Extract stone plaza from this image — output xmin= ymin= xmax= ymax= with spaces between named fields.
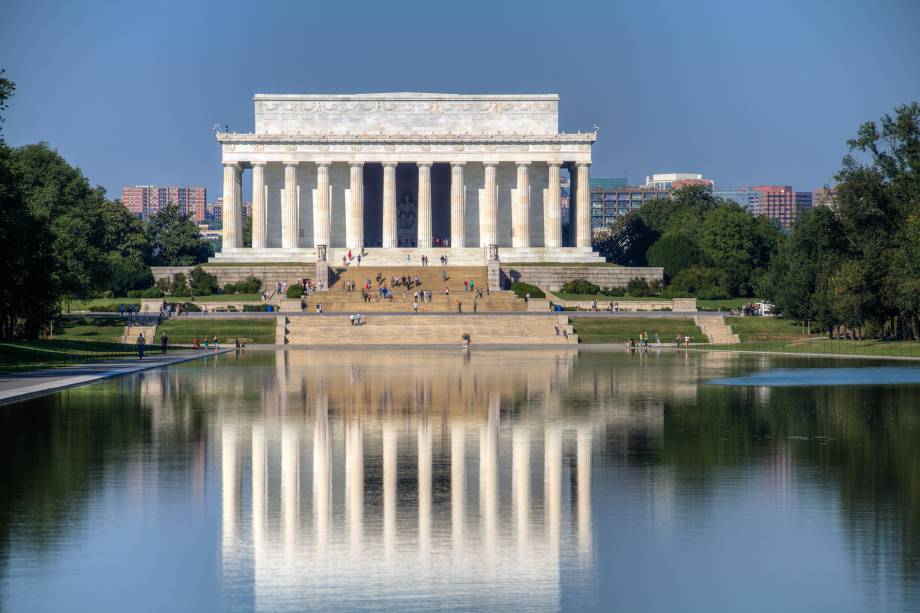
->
xmin=214 ymin=92 xmax=603 ymax=265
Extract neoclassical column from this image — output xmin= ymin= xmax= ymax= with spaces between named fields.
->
xmin=450 ymin=162 xmax=465 ymax=248
xmin=281 ymin=422 xmax=300 ymax=556
xmin=314 ymin=163 xmax=331 ymax=248
xmin=222 ymin=162 xmax=242 ymax=249
xmin=513 ymin=162 xmax=531 ymax=248
xmin=480 ymin=163 xmax=497 ymax=247
xmin=251 ymin=162 xmax=267 ymax=250
xmin=544 ymin=163 xmax=562 ymax=248
xmin=576 ymin=162 xmax=592 ymax=248
xmin=382 ymin=163 xmax=397 ymax=248
xmin=282 ymin=162 xmax=299 ymax=249
xmin=346 ymin=162 xmax=364 ymax=250
xmin=417 ymin=162 xmax=432 ymax=249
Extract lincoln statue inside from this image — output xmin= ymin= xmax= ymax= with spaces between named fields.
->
xmin=214 ymin=93 xmax=603 ymax=264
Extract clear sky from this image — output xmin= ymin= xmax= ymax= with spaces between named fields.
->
xmin=2 ymin=0 xmax=918 ymax=200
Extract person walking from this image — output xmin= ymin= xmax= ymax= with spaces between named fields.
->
xmin=137 ymin=332 xmax=146 ymax=360
xmin=473 ymin=300 xmax=478 ymax=313
xmin=413 ymin=300 xmax=419 ymax=313
xmin=554 ymin=321 xmax=560 ymax=336
xmin=160 ymin=332 xmax=168 ymax=354
xmin=357 ymin=254 xmax=362 ymax=266
xmin=457 ymin=299 xmax=462 ymax=313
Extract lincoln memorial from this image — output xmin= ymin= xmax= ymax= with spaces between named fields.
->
xmin=214 ymin=92 xmax=603 ymax=264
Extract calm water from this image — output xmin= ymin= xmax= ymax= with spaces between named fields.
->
xmin=1 ymin=349 xmax=919 ymax=612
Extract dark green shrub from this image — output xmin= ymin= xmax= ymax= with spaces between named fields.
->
xmin=242 ymin=304 xmax=271 ymax=312
xmin=601 ymin=286 xmax=626 ymax=297
xmin=626 ymin=277 xmax=656 ymax=297
xmin=155 ymin=277 xmax=170 ymax=293
xmin=645 ymin=231 xmax=702 ymax=281
xmin=670 ymin=265 xmax=727 ymax=299
xmin=286 ymin=283 xmax=304 ymax=299
xmin=561 ymin=279 xmax=600 ymax=295
xmin=189 ymin=266 xmax=219 ymax=295
xmin=126 ymin=288 xmax=164 ymax=299
xmin=510 ymin=282 xmax=545 ymax=298
xmin=105 ymin=254 xmax=154 ymax=296
xmin=166 ymin=301 xmax=201 ymax=312
xmin=170 ymin=272 xmax=189 ymax=295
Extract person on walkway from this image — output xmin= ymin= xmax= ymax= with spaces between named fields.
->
xmin=203 ymin=337 xmax=210 ymax=350
xmin=464 ymin=280 xmax=469 ymax=292
xmin=193 ymin=337 xmax=200 ymax=350
xmin=457 ymin=299 xmax=462 ymax=313
xmin=357 ymin=254 xmax=362 ymax=266
xmin=350 ymin=313 xmax=356 ymax=326
xmin=684 ymin=335 xmax=690 ymax=348
xmin=235 ymin=338 xmax=241 ymax=350
xmin=348 ymin=249 xmax=353 ymax=262
xmin=525 ymin=293 xmax=530 ymax=303
xmin=137 ymin=332 xmax=145 ymax=360
xmin=473 ymin=300 xmax=478 ymax=313
xmin=213 ymin=336 xmax=219 ymax=350
xmin=413 ymin=300 xmax=419 ymax=313
xmin=562 ymin=329 xmax=568 ymax=340
xmin=161 ymin=333 xmax=168 ymax=354
xmin=555 ymin=321 xmax=560 ymax=336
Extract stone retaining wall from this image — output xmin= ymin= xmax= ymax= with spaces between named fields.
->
xmin=502 ymin=265 xmax=663 ymax=291
xmin=152 ymin=265 xmax=315 ymax=286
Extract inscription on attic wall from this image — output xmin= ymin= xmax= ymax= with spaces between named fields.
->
xmin=254 ymin=94 xmax=559 ymax=137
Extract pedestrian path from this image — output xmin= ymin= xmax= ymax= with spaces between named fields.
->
xmin=0 ymin=349 xmax=231 ymax=405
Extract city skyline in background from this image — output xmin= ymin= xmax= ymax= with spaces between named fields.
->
xmin=2 ymin=0 xmax=919 ymax=202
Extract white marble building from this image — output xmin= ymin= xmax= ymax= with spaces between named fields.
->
xmin=215 ymin=93 xmax=601 ymax=264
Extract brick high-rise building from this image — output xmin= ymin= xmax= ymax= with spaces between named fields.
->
xmin=752 ymin=186 xmax=812 ymax=229
xmin=121 ymin=185 xmax=207 ymax=222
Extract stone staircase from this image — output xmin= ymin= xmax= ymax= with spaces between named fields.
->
xmin=284 ymin=265 xmax=525 ymax=313
xmin=281 ymin=313 xmax=577 ymax=345
xmin=122 ymin=323 xmax=158 ymax=345
xmin=694 ymin=315 xmax=740 ymax=344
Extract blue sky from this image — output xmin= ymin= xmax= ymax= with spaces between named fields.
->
xmin=2 ymin=0 xmax=918 ymax=200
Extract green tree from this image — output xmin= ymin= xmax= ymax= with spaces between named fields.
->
xmin=594 ymin=212 xmax=658 ymax=266
xmin=645 ymin=230 xmax=701 ymax=281
xmin=698 ymin=204 xmax=776 ymax=297
xmin=243 ymin=214 xmax=252 ymax=248
xmin=145 ymin=203 xmax=211 ymax=266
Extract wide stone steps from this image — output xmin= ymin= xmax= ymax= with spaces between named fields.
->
xmin=283 ymin=314 xmax=576 ymax=345
xmin=330 ymin=265 xmax=488 ymax=291
xmin=694 ymin=315 xmax=740 ymax=344
xmin=122 ymin=324 xmax=158 ymax=345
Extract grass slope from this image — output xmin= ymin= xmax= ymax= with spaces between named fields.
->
xmin=53 ymin=316 xmax=126 ymax=342
xmin=572 ymin=317 xmax=707 ymax=344
xmin=157 ymin=318 xmax=276 ymax=344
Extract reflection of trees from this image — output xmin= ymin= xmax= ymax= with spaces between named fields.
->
xmin=659 ymin=383 xmax=920 ymax=605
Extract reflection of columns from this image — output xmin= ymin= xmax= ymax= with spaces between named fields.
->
xmin=314 ymin=163 xmax=331 ymax=248
xmin=346 ymin=418 xmax=363 ymax=553
xmin=480 ymin=163 xmax=497 ymax=247
xmin=513 ymin=162 xmax=530 ymax=248
xmin=282 ymin=162 xmax=299 ymax=249
xmin=544 ymin=163 xmax=561 ymax=248
xmin=544 ymin=424 xmax=562 ymax=557
xmin=251 ymin=162 xmax=267 ymax=249
xmin=382 ymin=163 xmax=397 ymax=248
xmin=281 ymin=422 xmax=300 ymax=556
xmin=221 ymin=425 xmax=238 ymax=550
xmin=577 ymin=426 xmax=592 ymax=561
xmin=575 ymin=163 xmax=592 ymax=248
xmin=450 ymin=422 xmax=465 ymax=551
xmin=450 ymin=162 xmax=465 ymax=248
xmin=480 ymin=394 xmax=499 ymax=555
xmin=313 ymin=390 xmax=330 ymax=551
xmin=512 ymin=424 xmax=530 ymax=547
xmin=383 ymin=419 xmax=397 ymax=557
xmin=417 ymin=163 xmax=432 ymax=249
xmin=346 ymin=163 xmax=364 ymax=249
xmin=222 ymin=162 xmax=242 ymax=249
xmin=417 ymin=417 xmax=432 ymax=559
xmin=251 ymin=424 xmax=267 ymax=556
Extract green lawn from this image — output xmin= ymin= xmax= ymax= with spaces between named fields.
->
xmin=157 ymin=318 xmax=276 ymax=344
xmin=0 ymin=339 xmax=174 ymax=373
xmin=52 ymin=316 xmax=126 ymax=342
xmin=69 ymin=294 xmax=263 ymax=311
xmin=554 ymin=293 xmax=666 ymax=302
xmin=68 ymin=297 xmax=140 ymax=311
xmin=193 ymin=294 xmax=262 ymax=302
xmin=705 ymin=338 xmax=920 ymax=358
xmin=504 ymin=262 xmax=623 ymax=267
xmin=571 ymin=317 xmax=706 ymax=344
xmin=726 ymin=317 xmax=806 ymax=341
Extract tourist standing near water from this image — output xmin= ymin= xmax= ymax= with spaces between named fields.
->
xmin=137 ymin=332 xmax=145 ymax=359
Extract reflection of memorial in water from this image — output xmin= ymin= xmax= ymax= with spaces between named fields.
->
xmin=216 ymin=350 xmax=611 ymax=609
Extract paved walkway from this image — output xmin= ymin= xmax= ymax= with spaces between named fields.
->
xmin=0 ymin=349 xmax=232 ymax=405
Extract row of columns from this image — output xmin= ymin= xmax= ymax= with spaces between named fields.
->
xmin=222 ymin=161 xmax=592 ymax=251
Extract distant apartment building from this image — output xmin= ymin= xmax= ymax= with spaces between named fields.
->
xmin=714 ymin=186 xmax=759 ymax=212
xmin=207 ymin=198 xmax=252 ymax=227
xmin=645 ymin=173 xmax=713 ymax=190
xmin=812 ymin=187 xmax=836 ymax=208
xmin=590 ymin=178 xmax=668 ymax=232
xmin=121 ymin=185 xmax=207 ymax=222
xmin=752 ymin=186 xmax=812 ymax=229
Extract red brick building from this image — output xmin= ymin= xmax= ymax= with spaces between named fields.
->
xmin=121 ymin=186 xmax=207 ymax=222
xmin=752 ymin=186 xmax=813 ymax=229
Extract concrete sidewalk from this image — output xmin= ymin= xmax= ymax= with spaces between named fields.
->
xmin=0 ymin=349 xmax=233 ymax=405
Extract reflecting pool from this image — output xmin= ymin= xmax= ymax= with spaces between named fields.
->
xmin=1 ymin=349 xmax=919 ymax=612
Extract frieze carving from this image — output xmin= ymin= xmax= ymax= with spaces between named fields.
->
xmin=384 ymin=144 xmax=396 ymax=151
xmin=284 ymin=144 xmax=297 ymax=151
xmin=224 ymin=144 xmax=236 ymax=152
xmin=257 ymin=100 xmax=556 ymax=115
